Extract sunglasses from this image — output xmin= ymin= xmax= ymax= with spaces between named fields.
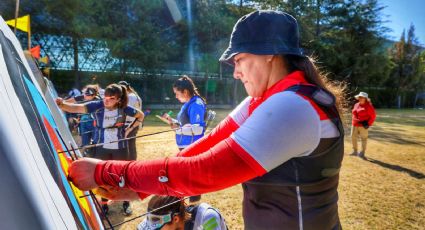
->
xmin=146 ymin=213 xmax=173 ymax=229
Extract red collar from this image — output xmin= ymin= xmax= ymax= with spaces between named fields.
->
xmin=249 ymin=71 xmax=308 ymax=114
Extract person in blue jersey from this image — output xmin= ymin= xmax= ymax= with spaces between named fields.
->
xmin=56 ymin=83 xmax=144 ymax=215
xmin=65 ymin=84 xmax=101 ymax=148
xmin=163 ymin=76 xmax=206 ymax=151
xmin=163 ymin=76 xmax=206 ymax=203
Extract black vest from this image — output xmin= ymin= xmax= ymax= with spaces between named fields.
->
xmin=243 ymin=85 xmax=344 ymax=230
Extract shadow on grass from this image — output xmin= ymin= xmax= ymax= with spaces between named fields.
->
xmin=376 ymin=116 xmax=425 ymax=127
xmin=368 ymin=126 xmax=425 ymax=147
xmin=364 ymin=157 xmax=425 ymax=179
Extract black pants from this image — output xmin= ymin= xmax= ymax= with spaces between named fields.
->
xmin=90 ymin=147 xmax=129 ymax=160
xmin=126 ymin=126 xmax=139 ymax=160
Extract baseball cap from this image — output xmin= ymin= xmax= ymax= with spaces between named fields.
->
xmin=219 ymin=10 xmax=305 ymax=65
xmin=84 ymin=88 xmax=96 ymax=96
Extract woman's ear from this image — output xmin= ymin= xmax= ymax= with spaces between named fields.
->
xmin=266 ymin=55 xmax=274 ymax=62
xmin=183 ymin=89 xmax=190 ymax=97
xmin=173 ymin=215 xmax=182 ymax=223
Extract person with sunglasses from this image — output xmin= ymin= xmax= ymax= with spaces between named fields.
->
xmin=69 ymin=10 xmax=346 ymax=229
xmin=56 ymin=83 xmax=144 ymax=215
xmin=65 ymin=84 xmax=101 ymax=148
xmin=137 ymin=195 xmax=226 ymax=230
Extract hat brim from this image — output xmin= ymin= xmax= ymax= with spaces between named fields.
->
xmin=219 ymin=42 xmax=305 ymax=66
xmin=354 ymin=95 xmax=367 ymax=99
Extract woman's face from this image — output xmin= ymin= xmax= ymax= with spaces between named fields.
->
xmin=103 ymin=95 xmax=120 ymax=109
xmin=358 ymin=97 xmax=366 ymax=104
xmin=173 ymin=88 xmax=190 ymax=103
xmin=233 ymin=53 xmax=272 ymax=97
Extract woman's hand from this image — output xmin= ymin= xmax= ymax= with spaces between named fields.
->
xmin=55 ymin=97 xmax=64 ymax=107
xmin=68 ymin=158 xmax=101 ymax=191
xmin=124 ymin=127 xmax=132 ymax=138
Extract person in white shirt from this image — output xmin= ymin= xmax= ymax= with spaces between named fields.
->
xmin=118 ymin=81 xmax=143 ymax=160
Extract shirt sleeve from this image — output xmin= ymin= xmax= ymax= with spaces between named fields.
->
xmin=85 ymin=101 xmax=104 ymax=113
xmin=93 ymin=93 xmax=320 ymax=195
xmin=124 ymin=105 xmax=138 ymax=117
xmin=368 ymin=104 xmax=376 ymax=126
xmin=94 ymin=137 xmax=264 ymax=196
xmin=200 ymin=208 xmax=225 ymax=230
xmin=177 ymin=97 xmax=250 ymax=158
xmin=229 ymin=91 xmax=321 ymax=172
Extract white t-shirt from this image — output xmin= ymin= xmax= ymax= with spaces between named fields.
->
xmin=126 ymin=92 xmax=142 ymax=124
xmin=102 ymin=108 xmax=119 ymax=149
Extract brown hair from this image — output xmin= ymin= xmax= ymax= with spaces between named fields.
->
xmin=118 ymin=81 xmax=141 ymax=98
xmin=173 ymin=75 xmax=206 ymax=103
xmin=148 ymin=196 xmax=190 ymax=222
xmin=104 ymin=83 xmax=128 ymax=109
xmin=284 ymin=55 xmax=347 ymax=118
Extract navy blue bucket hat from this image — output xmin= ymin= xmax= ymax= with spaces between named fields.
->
xmin=219 ymin=10 xmax=305 ymax=64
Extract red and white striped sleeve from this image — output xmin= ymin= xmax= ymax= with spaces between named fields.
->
xmin=94 ymin=92 xmax=338 ymax=196
xmin=177 ymin=97 xmax=251 ymax=157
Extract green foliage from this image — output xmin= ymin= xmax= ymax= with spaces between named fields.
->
xmin=2 ymin=0 xmax=424 ymax=107
xmin=388 ymin=25 xmax=424 ymax=92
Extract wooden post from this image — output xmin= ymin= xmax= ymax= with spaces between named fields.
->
xmin=27 ymin=15 xmax=31 ymax=50
xmin=14 ymin=0 xmax=20 ymax=35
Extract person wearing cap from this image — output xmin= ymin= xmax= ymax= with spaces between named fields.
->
xmin=351 ymin=92 xmax=376 ymax=158
xmin=68 ymin=10 xmax=346 ymax=229
xmin=64 ymin=84 xmax=100 ymax=147
xmin=118 ymin=80 xmax=143 ymax=161
xmin=136 ymin=195 xmax=227 ymax=230
xmin=76 ymin=85 xmax=101 ymax=147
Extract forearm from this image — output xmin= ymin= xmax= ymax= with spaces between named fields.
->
xmin=93 ymin=186 xmax=142 ymax=201
xmin=95 ymin=138 xmax=261 ymax=196
xmin=178 ymin=116 xmax=239 ymax=157
xmin=59 ymin=102 xmax=87 ymax=114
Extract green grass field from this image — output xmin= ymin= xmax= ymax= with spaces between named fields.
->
xmin=104 ymin=109 xmax=425 ymax=229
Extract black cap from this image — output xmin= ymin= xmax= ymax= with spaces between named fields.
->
xmin=84 ymin=88 xmax=96 ymax=96
xmin=118 ymin=81 xmax=130 ymax=87
xmin=219 ymin=10 xmax=304 ymax=65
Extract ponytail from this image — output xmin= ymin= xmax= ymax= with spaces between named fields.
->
xmin=285 ymin=55 xmax=347 ymax=117
xmin=173 ymin=75 xmax=206 ymax=104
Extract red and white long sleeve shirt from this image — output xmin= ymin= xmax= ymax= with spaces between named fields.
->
xmin=93 ymin=71 xmax=340 ymax=198
xmin=352 ymin=101 xmax=376 ymax=127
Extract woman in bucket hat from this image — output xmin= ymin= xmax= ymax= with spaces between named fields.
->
xmin=351 ymin=92 xmax=376 ymax=158
xmin=69 ymin=10 xmax=346 ymax=229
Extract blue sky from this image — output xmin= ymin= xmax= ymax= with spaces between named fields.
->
xmin=381 ymin=0 xmax=425 ymax=45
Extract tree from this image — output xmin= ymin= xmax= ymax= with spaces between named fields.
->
xmin=388 ymin=25 xmax=424 ymax=107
